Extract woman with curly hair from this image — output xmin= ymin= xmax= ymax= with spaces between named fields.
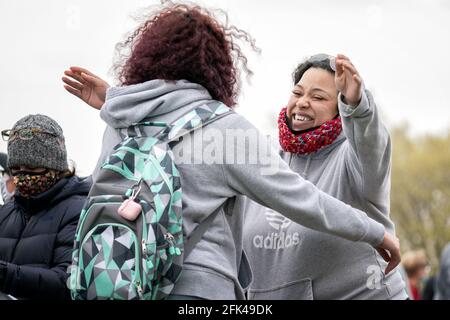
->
xmin=63 ymin=3 xmax=400 ymax=300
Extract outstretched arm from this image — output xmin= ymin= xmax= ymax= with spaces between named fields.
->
xmin=221 ymin=115 xmax=400 ymax=274
xmin=62 ymin=66 xmax=110 ymax=110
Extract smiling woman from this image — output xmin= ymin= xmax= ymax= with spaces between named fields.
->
xmin=244 ymin=53 xmax=408 ymax=300
xmin=288 ymin=68 xmax=338 ymax=131
xmin=278 ymin=55 xmax=344 ymax=155
xmin=60 ymin=1 xmax=402 ymax=300
xmin=288 ymin=58 xmax=338 ymax=133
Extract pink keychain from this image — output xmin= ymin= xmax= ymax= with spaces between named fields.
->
xmin=118 ymin=186 xmax=142 ymax=221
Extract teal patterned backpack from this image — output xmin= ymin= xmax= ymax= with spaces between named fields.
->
xmin=69 ymin=102 xmax=231 ymax=300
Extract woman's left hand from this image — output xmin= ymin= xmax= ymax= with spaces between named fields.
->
xmin=335 ymin=54 xmax=363 ymax=107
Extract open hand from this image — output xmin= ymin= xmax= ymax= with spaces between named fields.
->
xmin=62 ymin=67 xmax=110 ymax=110
xmin=376 ymin=232 xmax=401 ymax=275
xmin=335 ymin=54 xmax=363 ymax=107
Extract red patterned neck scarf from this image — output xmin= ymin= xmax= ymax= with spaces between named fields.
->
xmin=278 ymin=107 xmax=342 ymax=155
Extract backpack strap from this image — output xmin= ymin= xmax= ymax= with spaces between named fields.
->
xmin=121 ymin=101 xmax=232 ymax=140
xmin=183 ymin=206 xmax=222 ymax=259
xmin=127 ymin=102 xmax=231 ymax=257
xmin=156 ymin=101 xmax=233 ymax=143
xmin=124 ymin=121 xmax=169 ymax=138
xmin=162 ymin=101 xmax=232 ymax=258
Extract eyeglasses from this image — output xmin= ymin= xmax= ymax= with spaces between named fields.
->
xmin=307 ymin=53 xmax=336 ymax=72
xmin=10 ymin=168 xmax=48 ymax=176
xmin=1 ymin=128 xmax=58 ymax=142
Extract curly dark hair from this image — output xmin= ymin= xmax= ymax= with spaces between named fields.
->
xmin=113 ymin=2 xmax=259 ymax=107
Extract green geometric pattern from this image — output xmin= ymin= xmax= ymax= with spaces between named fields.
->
xmin=69 ymin=101 xmax=232 ymax=300
xmin=79 ymin=225 xmax=138 ymax=300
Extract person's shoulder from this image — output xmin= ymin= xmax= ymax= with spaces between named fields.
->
xmin=207 ymin=108 xmax=259 ymax=132
xmin=60 ymin=176 xmax=92 ymax=198
xmin=56 ymin=197 xmax=84 ymax=227
xmin=55 ymin=176 xmax=91 ymax=220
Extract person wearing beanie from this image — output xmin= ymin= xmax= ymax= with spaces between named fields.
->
xmin=0 ymin=114 xmax=92 ymax=300
xmin=0 ymin=152 xmax=15 ymax=205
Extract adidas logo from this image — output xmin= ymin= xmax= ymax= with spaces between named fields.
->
xmin=252 ymin=208 xmax=302 ymax=250
xmin=265 ymin=208 xmax=292 ymax=231
xmin=253 ymin=231 xmax=301 ymax=250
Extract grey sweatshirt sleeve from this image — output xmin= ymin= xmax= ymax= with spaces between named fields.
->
xmin=338 ymin=89 xmax=392 ymax=207
xmin=219 ymin=115 xmax=385 ymax=247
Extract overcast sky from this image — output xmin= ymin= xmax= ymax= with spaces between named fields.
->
xmin=1 ymin=0 xmax=449 ymax=175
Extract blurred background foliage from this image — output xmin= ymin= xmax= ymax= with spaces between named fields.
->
xmin=391 ymin=126 xmax=450 ymax=273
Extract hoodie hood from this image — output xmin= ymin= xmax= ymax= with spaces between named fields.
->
xmin=100 ymin=79 xmax=213 ymax=129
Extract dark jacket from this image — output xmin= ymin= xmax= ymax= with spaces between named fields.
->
xmin=436 ymin=243 xmax=450 ymax=300
xmin=0 ymin=175 xmax=91 ymax=299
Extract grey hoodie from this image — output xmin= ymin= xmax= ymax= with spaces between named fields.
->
xmin=93 ymin=79 xmax=386 ymax=300
xmin=244 ymin=90 xmax=408 ymax=300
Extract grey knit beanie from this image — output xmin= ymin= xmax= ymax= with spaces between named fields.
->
xmin=7 ymin=114 xmax=68 ymax=172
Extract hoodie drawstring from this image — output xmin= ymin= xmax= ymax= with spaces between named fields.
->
xmin=289 ymin=153 xmax=312 ymax=180
xmin=302 ymin=155 xmax=312 ymax=180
